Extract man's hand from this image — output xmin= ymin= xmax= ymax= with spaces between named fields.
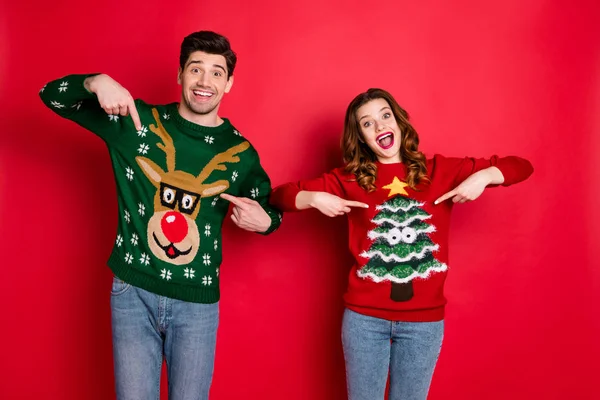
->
xmin=220 ymin=193 xmax=272 ymax=233
xmin=84 ymin=74 xmax=141 ymax=130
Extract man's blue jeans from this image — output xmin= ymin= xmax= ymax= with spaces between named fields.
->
xmin=110 ymin=276 xmax=219 ymax=400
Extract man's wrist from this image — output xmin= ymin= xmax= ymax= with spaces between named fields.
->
xmin=83 ymin=73 xmax=105 ymax=94
xmin=260 ymin=214 xmax=272 ymax=232
xmin=83 ymin=76 xmax=96 ymax=93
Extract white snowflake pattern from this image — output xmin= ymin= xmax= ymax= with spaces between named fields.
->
xmin=131 ymin=233 xmax=139 ymax=246
xmin=108 ymin=115 xmax=119 ymax=122
xmin=137 ymin=125 xmax=148 ymax=137
xmin=202 ymin=276 xmax=213 ymax=286
xmin=138 ymin=203 xmax=145 ymax=216
xmin=138 ymin=143 xmax=150 ymax=154
xmin=211 ymin=197 xmax=219 ymax=207
xmin=233 ymin=129 xmax=242 ymax=136
xmin=214 ymin=239 xmax=218 ymax=251
xmin=216 ymin=268 xmax=220 ymax=277
xmin=232 ymin=171 xmax=239 ymax=182
xmin=39 ymin=85 xmax=46 ymax=93
xmin=204 ymin=224 xmax=211 ymax=236
xmin=139 ymin=253 xmax=150 ymax=266
xmin=125 ymin=167 xmax=134 ymax=181
xmin=184 ymin=268 xmax=196 ymax=279
xmin=250 ymin=188 xmax=259 ymax=199
xmin=115 ymin=234 xmax=123 ymax=247
xmin=160 ymin=269 xmax=172 ymax=281
xmin=203 ymin=254 xmax=211 ymax=266
xmin=71 ymin=101 xmax=82 ymax=111
xmin=124 ymin=210 xmax=131 ymax=223
xmin=58 ymin=81 xmax=69 ymax=92
xmin=50 ymin=101 xmax=64 ymax=109
xmin=204 ymin=136 xmax=214 ymax=144
xmin=124 ymin=253 xmax=133 ymax=264
xmin=163 ymin=113 xmax=170 ymax=120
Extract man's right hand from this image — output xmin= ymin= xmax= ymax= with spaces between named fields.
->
xmin=84 ymin=74 xmax=141 ymax=130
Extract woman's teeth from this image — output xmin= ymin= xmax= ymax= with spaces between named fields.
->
xmin=377 ymin=133 xmax=394 ymax=149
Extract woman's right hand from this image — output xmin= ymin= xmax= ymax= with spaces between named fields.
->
xmin=301 ymin=191 xmax=368 ymax=217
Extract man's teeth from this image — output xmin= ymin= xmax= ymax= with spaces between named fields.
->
xmin=193 ymin=90 xmax=213 ymax=97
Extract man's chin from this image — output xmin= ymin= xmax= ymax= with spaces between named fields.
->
xmin=190 ymin=103 xmax=217 ymax=116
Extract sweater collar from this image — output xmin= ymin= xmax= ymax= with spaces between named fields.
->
xmin=167 ymin=103 xmax=232 ymax=135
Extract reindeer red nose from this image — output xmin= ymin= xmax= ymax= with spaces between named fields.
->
xmin=161 ymin=211 xmax=188 ymax=244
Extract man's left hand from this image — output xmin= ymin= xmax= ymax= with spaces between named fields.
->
xmin=220 ymin=193 xmax=271 ymax=232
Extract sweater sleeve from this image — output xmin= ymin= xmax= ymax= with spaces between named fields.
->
xmin=39 ymin=74 xmax=138 ymax=145
xmin=447 ymin=155 xmax=534 ymax=188
xmin=240 ymin=150 xmax=282 ymax=235
xmin=269 ymin=169 xmax=347 ymax=212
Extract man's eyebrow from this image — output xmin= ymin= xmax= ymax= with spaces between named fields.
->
xmin=187 ymin=60 xmax=226 ymax=72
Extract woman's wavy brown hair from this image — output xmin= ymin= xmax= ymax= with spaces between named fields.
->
xmin=342 ymin=88 xmax=430 ymax=192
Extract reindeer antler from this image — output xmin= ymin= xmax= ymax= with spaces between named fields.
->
xmin=149 ymin=108 xmax=176 ymax=172
xmin=196 ymin=141 xmax=251 ymax=184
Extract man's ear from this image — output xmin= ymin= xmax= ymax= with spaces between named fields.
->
xmin=225 ymin=74 xmax=234 ymax=93
xmin=177 ymin=66 xmax=183 ymax=85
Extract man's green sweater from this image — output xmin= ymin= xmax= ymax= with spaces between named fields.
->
xmin=40 ymin=74 xmax=282 ymax=303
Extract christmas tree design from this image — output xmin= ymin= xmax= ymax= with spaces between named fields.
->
xmin=359 ymin=178 xmax=447 ymax=302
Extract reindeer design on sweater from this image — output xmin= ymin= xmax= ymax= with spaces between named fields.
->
xmin=136 ymin=108 xmax=249 ymax=265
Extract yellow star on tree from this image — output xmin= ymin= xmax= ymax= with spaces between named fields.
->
xmin=383 ymin=176 xmax=409 ymax=197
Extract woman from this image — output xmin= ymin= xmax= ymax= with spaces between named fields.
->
xmin=269 ymin=88 xmax=533 ymax=400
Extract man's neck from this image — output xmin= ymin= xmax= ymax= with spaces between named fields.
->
xmin=177 ymin=104 xmax=223 ymax=127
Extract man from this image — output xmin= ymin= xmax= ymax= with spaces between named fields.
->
xmin=39 ymin=31 xmax=281 ymax=399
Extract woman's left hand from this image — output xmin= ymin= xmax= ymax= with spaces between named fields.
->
xmin=434 ymin=169 xmax=494 ymax=204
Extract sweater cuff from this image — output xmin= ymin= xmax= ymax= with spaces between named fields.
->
xmin=269 ymin=184 xmax=302 ymax=212
xmin=494 ymin=157 xmax=534 ymax=186
xmin=69 ymin=73 xmax=102 ymax=99
xmin=257 ymin=207 xmax=283 ymax=236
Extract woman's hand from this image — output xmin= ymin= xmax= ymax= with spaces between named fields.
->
xmin=434 ymin=167 xmax=504 ymax=204
xmin=297 ymin=191 xmax=369 ymax=217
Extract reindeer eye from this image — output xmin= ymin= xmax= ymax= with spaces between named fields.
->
xmin=163 ymin=188 xmax=175 ymax=204
xmin=181 ymin=194 xmax=194 ymax=209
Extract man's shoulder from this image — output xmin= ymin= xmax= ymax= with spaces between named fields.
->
xmin=133 ymin=99 xmax=174 ymax=114
xmin=223 ymin=120 xmax=259 ymax=153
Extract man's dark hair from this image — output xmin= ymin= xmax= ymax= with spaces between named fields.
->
xmin=180 ymin=31 xmax=237 ymax=78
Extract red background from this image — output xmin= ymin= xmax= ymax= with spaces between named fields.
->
xmin=1 ymin=0 xmax=598 ymax=399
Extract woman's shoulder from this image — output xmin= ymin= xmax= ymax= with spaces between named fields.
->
xmin=331 ymin=165 xmax=355 ymax=180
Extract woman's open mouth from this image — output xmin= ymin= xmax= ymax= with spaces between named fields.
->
xmin=376 ymin=132 xmax=394 ymax=149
